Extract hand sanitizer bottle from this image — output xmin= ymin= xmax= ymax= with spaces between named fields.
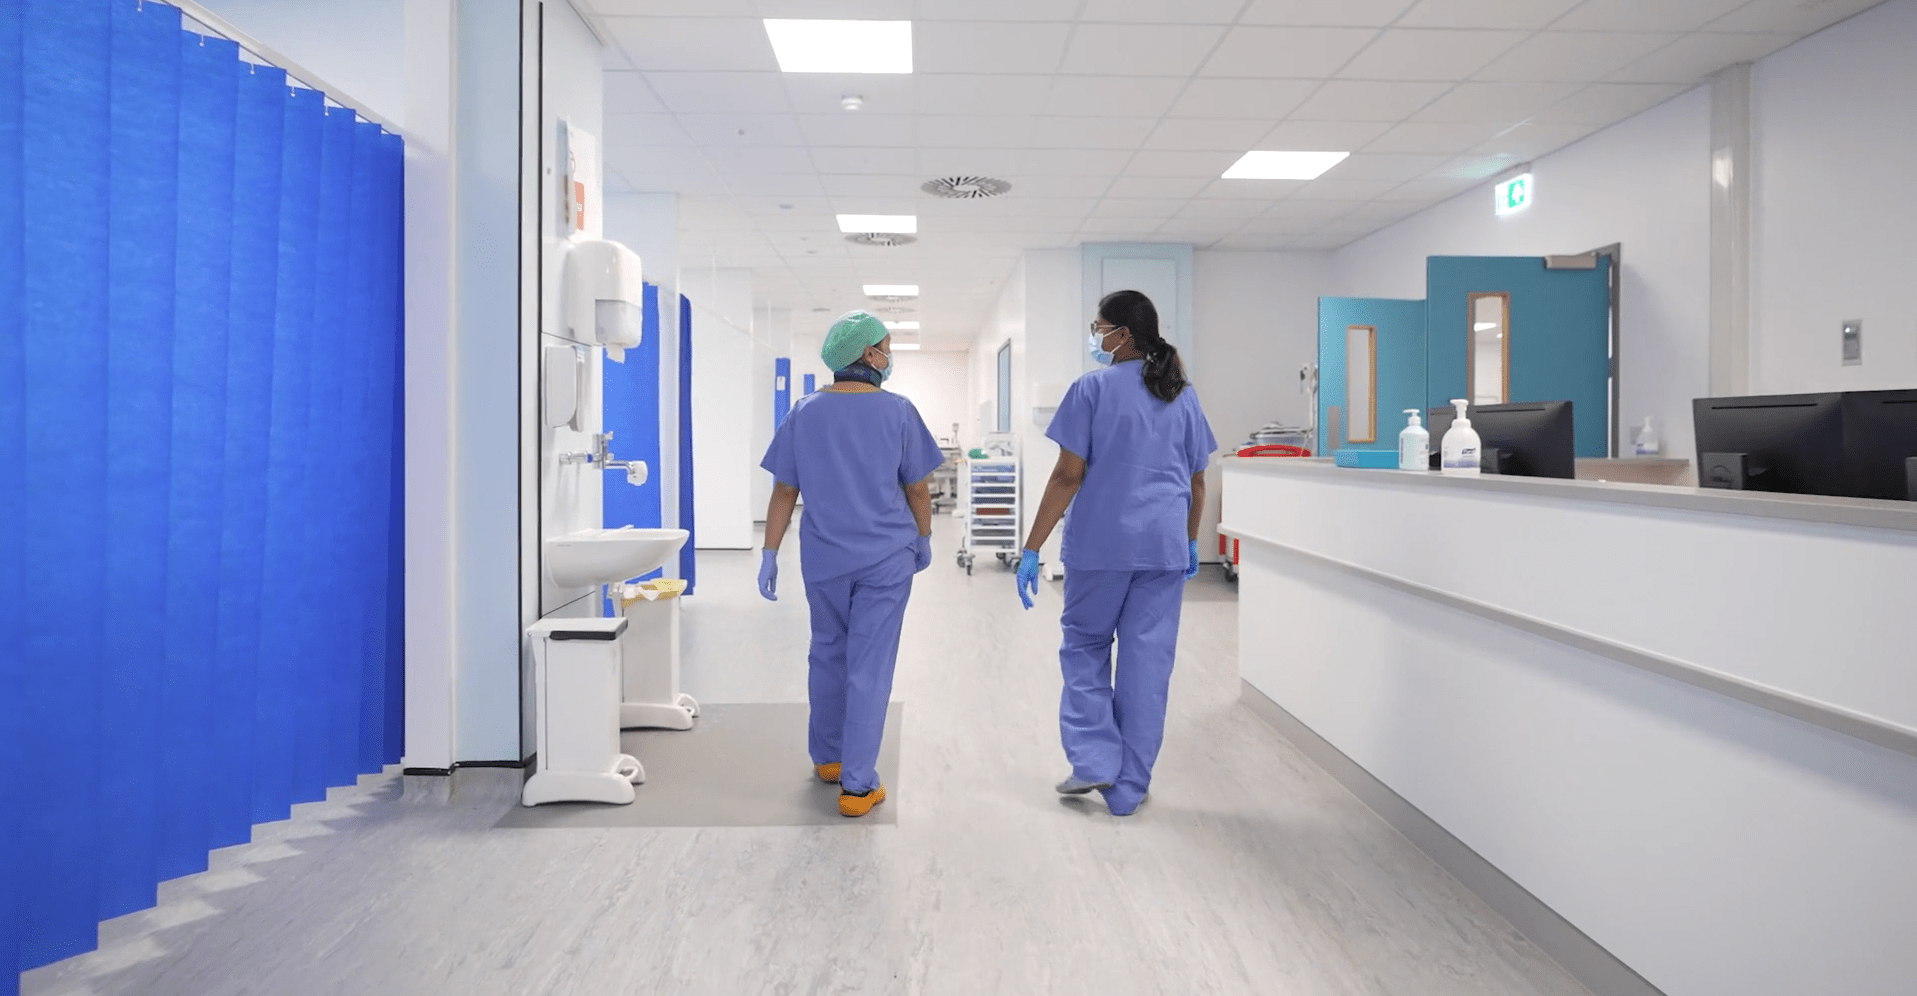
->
xmin=1632 ymin=416 xmax=1661 ymax=457
xmin=1441 ymin=399 xmax=1481 ymax=477
xmin=1398 ymin=409 xmax=1429 ymax=471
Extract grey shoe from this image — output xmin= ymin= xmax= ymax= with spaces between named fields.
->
xmin=1056 ymin=776 xmax=1113 ymax=795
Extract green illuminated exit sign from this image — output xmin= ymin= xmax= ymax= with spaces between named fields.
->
xmin=1495 ymin=173 xmax=1532 ymax=215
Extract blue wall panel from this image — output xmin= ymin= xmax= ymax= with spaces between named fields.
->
xmin=0 ymin=4 xmax=25 ymax=989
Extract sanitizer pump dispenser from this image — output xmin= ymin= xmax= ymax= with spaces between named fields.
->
xmin=1441 ymin=399 xmax=1481 ymax=477
xmin=1398 ymin=409 xmax=1429 ymax=471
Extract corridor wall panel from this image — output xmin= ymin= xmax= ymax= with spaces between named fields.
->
xmin=2 ymin=3 xmax=407 ymax=990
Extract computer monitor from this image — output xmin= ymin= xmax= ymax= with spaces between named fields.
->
xmin=1691 ymin=393 xmax=1847 ymax=496
xmin=1842 ymin=390 xmax=1917 ymax=501
xmin=1424 ymin=401 xmax=1576 ymax=479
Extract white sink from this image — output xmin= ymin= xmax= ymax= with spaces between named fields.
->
xmin=547 ymin=527 xmax=689 ymax=589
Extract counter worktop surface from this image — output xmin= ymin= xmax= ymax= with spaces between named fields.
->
xmin=1223 ymin=456 xmax=1917 ymax=534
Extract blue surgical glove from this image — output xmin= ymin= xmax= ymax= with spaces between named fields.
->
xmin=757 ymin=548 xmax=778 ymax=602
xmin=913 ymin=533 xmax=932 ymax=574
xmin=1016 ymin=549 xmax=1040 ymax=610
xmin=1185 ymin=539 xmax=1199 ymax=580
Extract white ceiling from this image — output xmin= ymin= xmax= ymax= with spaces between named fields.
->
xmin=583 ymin=0 xmax=1883 ymax=350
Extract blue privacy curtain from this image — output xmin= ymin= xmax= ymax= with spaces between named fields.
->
xmin=678 ymin=293 xmax=696 ymax=593
xmin=1 ymin=2 xmax=406 ymax=988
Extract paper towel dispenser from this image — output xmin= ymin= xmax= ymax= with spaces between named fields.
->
xmin=563 ymin=239 xmax=644 ymax=362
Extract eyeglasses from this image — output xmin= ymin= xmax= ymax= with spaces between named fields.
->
xmin=1088 ymin=321 xmax=1123 ymax=336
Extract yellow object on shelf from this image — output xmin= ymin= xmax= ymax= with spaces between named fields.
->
xmin=615 ymin=578 xmax=686 ymax=607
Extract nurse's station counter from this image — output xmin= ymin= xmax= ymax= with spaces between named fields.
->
xmin=1219 ymin=456 xmax=1917 ymax=996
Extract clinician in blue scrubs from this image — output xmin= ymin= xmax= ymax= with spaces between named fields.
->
xmin=759 ymin=311 xmax=945 ymax=818
xmin=1017 ymin=290 xmax=1218 ymax=816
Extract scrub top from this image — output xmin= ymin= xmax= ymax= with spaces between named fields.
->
xmin=762 ymin=389 xmax=946 ymax=584
xmin=1046 ymin=360 xmax=1217 ymax=572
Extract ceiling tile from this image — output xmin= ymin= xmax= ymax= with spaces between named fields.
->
xmin=1201 ymin=27 xmax=1382 ymax=79
xmin=602 ymin=144 xmax=713 ymax=176
xmin=645 ymin=72 xmax=791 ymax=115
xmin=1060 ymin=24 xmax=1230 ymax=77
xmin=1044 ymin=76 xmax=1189 ymax=118
xmin=676 ymin=113 xmax=807 ymax=147
xmin=1176 ymin=198 xmax=1273 ymax=219
xmin=1374 ymin=176 xmax=1477 ymax=200
xmin=1077 ymin=217 xmax=1174 ymax=235
xmin=605 ymin=72 xmax=667 ymax=115
xmin=1101 ymin=178 xmax=1214 ymax=200
xmin=796 ymin=113 xmax=919 ymax=147
xmin=914 ymin=0 xmax=1084 ymax=21
xmin=917 ymin=148 xmax=1024 ymax=178
xmin=918 ymin=74 xmax=1056 ymax=116
xmin=1029 ymin=116 xmax=1160 ymax=150
xmin=1210 ymin=233 xmax=1307 ymax=250
xmin=1475 ymin=31 xmax=1679 ymax=82
xmin=1607 ymin=32 xmax=1798 ymax=84
xmin=1361 ymin=120 xmax=1506 ymax=153
xmin=1088 ymin=198 xmax=1186 ymax=221
xmin=1170 ymin=79 xmax=1320 ymax=119
xmin=1407 ymin=81 xmax=1581 ymax=122
xmin=1322 ymin=151 xmax=1452 ymax=179
xmin=1239 ymin=0 xmax=1419 ymax=27
xmin=1256 ymin=199 xmax=1365 ymax=224
xmin=811 ymin=146 xmax=920 ymax=175
xmin=1289 ymin=233 xmax=1364 ymax=249
xmin=622 ymin=169 xmax=732 ymax=195
xmin=590 ymin=0 xmax=756 ymax=13
xmin=1469 ymin=121 xmax=1599 ymax=161
xmin=1257 ymin=119 xmax=1394 ymax=150
xmin=1394 ymin=0 xmax=1580 ymax=29
xmin=1078 ymin=0 xmax=1250 ymax=23
xmin=1010 ymin=175 xmax=1118 ymax=198
xmin=783 ymin=74 xmax=920 ymax=116
xmin=1532 ymin=83 xmax=1689 ymax=124
xmin=1337 ymin=29 xmax=1528 ymax=80
xmin=1295 ymin=177 xmax=1404 ymax=199
xmin=604 ymin=17 xmax=778 ymax=73
xmin=1125 ymin=149 xmax=1243 ymax=177
xmin=918 ymin=115 xmax=1039 ymax=148
xmin=603 ymin=113 xmax=694 ymax=148
xmin=1291 ymin=80 xmax=1454 ymax=120
xmin=916 ymin=21 xmax=1074 ymax=74
xmin=819 ymin=174 xmax=924 ymax=198
xmin=754 ymin=0 xmax=914 ymax=17
xmin=1142 ymin=118 xmax=1275 ymax=151
xmin=1706 ymin=0 xmax=1885 ymax=33
xmin=701 ymin=145 xmax=815 ymax=175
xmin=1432 ymin=152 xmax=1524 ymax=180
xmin=1205 ymin=178 xmax=1310 ymax=200
xmin=1340 ymin=199 xmax=1426 ymax=223
xmin=1021 ymin=148 xmax=1132 ymax=176
xmin=718 ymin=173 xmax=828 ymax=197
xmin=1555 ymin=0 xmax=1748 ymax=32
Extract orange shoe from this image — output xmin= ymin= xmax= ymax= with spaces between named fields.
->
xmin=814 ymin=763 xmax=841 ymax=784
xmin=838 ymin=785 xmax=886 ymax=817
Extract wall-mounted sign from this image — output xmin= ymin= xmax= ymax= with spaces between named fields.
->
xmin=563 ymin=120 xmax=600 ymax=238
xmin=1495 ymin=173 xmax=1532 ymax=216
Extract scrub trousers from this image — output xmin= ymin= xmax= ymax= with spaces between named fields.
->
xmin=803 ymin=545 xmax=916 ymax=795
xmin=1058 ymin=568 xmax=1186 ymax=815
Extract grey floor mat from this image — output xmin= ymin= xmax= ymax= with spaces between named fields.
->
xmin=494 ymin=702 xmax=902 ymax=828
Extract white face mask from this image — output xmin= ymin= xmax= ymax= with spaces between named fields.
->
xmin=1087 ymin=326 xmax=1119 ymax=366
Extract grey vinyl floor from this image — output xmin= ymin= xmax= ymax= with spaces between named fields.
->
xmin=22 ymin=516 xmax=1590 ymax=996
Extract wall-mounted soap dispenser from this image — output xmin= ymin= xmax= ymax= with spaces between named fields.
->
xmin=563 ymin=239 xmax=644 ymax=362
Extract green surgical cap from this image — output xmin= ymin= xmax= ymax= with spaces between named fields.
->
xmin=821 ymin=310 xmax=888 ymax=372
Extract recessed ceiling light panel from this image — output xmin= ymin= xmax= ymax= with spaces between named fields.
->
xmin=764 ymin=19 xmax=913 ymax=75
xmin=1222 ymin=151 xmax=1350 ymax=180
xmin=837 ymin=214 xmax=917 ymax=234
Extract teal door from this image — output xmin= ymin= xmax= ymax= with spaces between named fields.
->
xmin=1426 ymin=256 xmax=1612 ymax=457
xmin=1319 ymin=297 xmax=1428 ymax=455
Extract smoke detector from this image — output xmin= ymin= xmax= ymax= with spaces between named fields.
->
xmin=921 ymin=176 xmax=1012 ymax=199
xmin=841 ymin=94 xmax=864 ymax=112
xmin=846 ymin=233 xmax=917 ymax=247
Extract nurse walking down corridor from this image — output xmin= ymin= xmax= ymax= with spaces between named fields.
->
xmin=758 ymin=311 xmax=946 ymax=818
xmin=1017 ymin=290 xmax=1218 ymax=817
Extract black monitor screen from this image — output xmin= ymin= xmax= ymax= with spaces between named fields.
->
xmin=1425 ymin=401 xmax=1576 ymax=479
xmin=1842 ymin=390 xmax=1917 ymax=500
xmin=1692 ymin=394 xmax=1847 ymax=497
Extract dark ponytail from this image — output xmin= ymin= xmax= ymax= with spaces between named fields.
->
xmin=1098 ymin=289 xmax=1187 ymax=402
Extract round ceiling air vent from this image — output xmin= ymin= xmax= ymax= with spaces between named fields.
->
xmin=922 ymin=176 xmax=1012 ymax=199
xmin=875 ymin=306 xmax=915 ymax=315
xmin=846 ymin=233 xmax=918 ymax=247
xmin=867 ymin=295 xmax=917 ymax=304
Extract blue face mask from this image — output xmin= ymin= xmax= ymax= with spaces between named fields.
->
xmin=871 ymin=348 xmax=892 ymax=382
xmin=1087 ymin=327 xmax=1117 ymax=367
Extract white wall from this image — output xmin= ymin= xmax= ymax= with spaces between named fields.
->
xmin=886 ymin=351 xmax=969 ymax=447
xmin=1332 ymin=87 xmax=1712 ymax=461
xmin=685 ymin=268 xmax=756 ymax=549
xmin=194 ymin=0 xmax=406 ymax=128
xmin=1751 ymin=0 xmax=1917 ymax=393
